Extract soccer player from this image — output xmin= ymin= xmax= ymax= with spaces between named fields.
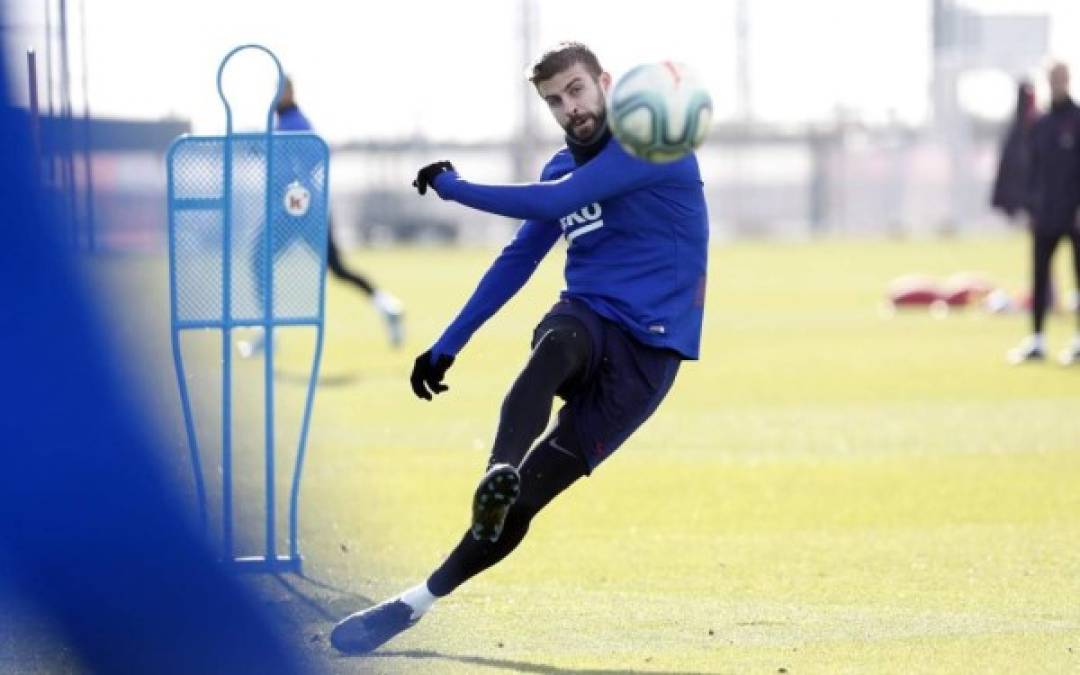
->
xmin=239 ymin=76 xmax=405 ymax=357
xmin=1007 ymin=62 xmax=1080 ymax=366
xmin=330 ymin=42 xmax=709 ymax=654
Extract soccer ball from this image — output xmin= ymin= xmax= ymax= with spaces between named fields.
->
xmin=607 ymin=61 xmax=713 ymax=163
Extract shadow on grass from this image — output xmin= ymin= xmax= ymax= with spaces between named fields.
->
xmin=362 ymin=649 xmax=721 ymax=674
xmin=292 ymin=572 xmax=355 ymax=595
xmin=270 ymin=574 xmax=374 ymax=624
xmin=274 ymin=370 xmax=362 ymax=387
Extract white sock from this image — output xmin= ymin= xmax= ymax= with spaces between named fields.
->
xmin=399 ymin=582 xmax=437 ymax=620
xmin=373 ymin=290 xmax=402 ymax=315
xmin=1029 ymin=333 xmax=1045 ymax=350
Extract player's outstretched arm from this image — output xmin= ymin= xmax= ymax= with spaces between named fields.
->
xmin=406 ymin=218 xmax=560 ymax=401
xmin=413 ymin=145 xmax=668 ymax=222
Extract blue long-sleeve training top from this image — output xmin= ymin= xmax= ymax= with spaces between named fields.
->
xmin=432 ymin=136 xmax=709 ymax=360
xmin=276 ymin=104 xmax=312 ymax=132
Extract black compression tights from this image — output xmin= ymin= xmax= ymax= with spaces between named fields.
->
xmin=426 ymin=437 xmax=586 ymax=596
xmin=488 ymin=315 xmax=591 ymax=468
xmin=425 ymin=315 xmax=593 ymax=596
xmin=326 ymin=226 xmax=375 ymax=296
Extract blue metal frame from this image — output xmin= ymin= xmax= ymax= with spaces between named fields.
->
xmin=167 ymin=44 xmax=329 ymax=575
xmin=166 ymin=164 xmax=209 ymax=534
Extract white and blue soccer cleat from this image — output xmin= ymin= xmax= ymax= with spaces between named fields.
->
xmin=330 ymin=598 xmax=419 ymax=655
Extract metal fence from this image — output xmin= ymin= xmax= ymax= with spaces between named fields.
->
xmin=73 ymin=122 xmax=1017 ymax=253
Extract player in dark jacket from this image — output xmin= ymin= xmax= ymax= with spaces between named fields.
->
xmin=1008 ymin=63 xmax=1080 ymax=365
xmin=330 ymin=43 xmax=709 ymax=654
xmin=991 ymin=80 xmax=1036 ymax=217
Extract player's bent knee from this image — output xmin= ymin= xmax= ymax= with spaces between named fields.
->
xmin=530 ymin=324 xmax=589 ymax=370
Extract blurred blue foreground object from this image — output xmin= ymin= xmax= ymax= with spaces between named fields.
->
xmin=0 ymin=25 xmax=310 ymax=674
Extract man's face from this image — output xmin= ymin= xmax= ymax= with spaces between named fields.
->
xmin=1049 ymin=63 xmax=1070 ymax=102
xmin=535 ymin=62 xmax=612 ymax=140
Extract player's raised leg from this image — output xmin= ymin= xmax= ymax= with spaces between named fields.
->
xmin=472 ymin=311 xmax=591 ymax=541
xmin=329 ymin=435 xmax=586 ymax=655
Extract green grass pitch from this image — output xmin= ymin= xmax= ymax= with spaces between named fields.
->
xmin=89 ymin=234 xmax=1080 ymax=674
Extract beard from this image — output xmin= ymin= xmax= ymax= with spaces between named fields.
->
xmin=564 ymin=107 xmax=607 ymax=141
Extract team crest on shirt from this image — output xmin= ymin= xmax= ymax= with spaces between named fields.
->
xmin=559 ymin=202 xmax=603 ymax=243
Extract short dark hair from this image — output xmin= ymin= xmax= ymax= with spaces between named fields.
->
xmin=528 ymin=42 xmax=602 ymax=85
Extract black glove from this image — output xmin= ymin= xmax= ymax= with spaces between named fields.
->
xmin=412 ymin=160 xmax=455 ymax=196
xmin=410 ymin=349 xmax=455 ymax=400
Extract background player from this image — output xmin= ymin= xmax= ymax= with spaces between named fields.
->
xmin=1007 ymin=62 xmax=1080 ymax=365
xmin=239 ymin=76 xmax=405 ymax=357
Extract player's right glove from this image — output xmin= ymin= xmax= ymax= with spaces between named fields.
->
xmin=412 ymin=160 xmax=455 ymax=196
xmin=410 ymin=349 xmax=455 ymax=401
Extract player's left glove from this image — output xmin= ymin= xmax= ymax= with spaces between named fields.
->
xmin=410 ymin=349 xmax=455 ymax=401
xmin=412 ymin=160 xmax=455 ymax=196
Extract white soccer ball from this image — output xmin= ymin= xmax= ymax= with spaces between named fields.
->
xmin=607 ymin=62 xmax=713 ymax=163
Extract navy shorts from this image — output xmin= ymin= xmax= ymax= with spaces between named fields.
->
xmin=532 ymin=298 xmax=681 ymax=472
